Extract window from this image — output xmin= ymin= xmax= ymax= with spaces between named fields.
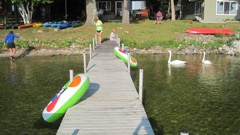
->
xmin=195 ymin=1 xmax=202 ymax=15
xmin=132 ymin=1 xmax=146 ymax=10
xmin=216 ymin=0 xmax=237 ymax=15
xmin=97 ymin=1 xmax=111 ymax=11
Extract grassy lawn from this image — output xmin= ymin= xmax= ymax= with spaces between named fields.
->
xmin=1 ymin=20 xmax=240 ymax=50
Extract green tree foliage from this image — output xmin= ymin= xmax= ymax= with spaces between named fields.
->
xmin=7 ymin=0 xmax=53 ymax=24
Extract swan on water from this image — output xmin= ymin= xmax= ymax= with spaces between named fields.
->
xmin=168 ymin=50 xmax=186 ymax=64
xmin=202 ymin=51 xmax=212 ymax=65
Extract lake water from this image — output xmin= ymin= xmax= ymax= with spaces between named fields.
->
xmin=0 ymin=55 xmax=85 ymax=135
xmin=132 ymin=53 xmax=240 ymax=135
xmin=0 ymin=53 xmax=240 ymax=135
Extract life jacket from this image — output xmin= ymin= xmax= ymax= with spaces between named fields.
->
xmin=156 ymin=11 xmax=162 ymax=17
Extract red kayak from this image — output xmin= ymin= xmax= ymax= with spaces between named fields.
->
xmin=0 ymin=24 xmax=4 ymax=29
xmin=186 ymin=28 xmax=234 ymax=35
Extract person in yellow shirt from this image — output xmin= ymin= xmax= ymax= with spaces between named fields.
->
xmin=94 ymin=18 xmax=103 ymax=44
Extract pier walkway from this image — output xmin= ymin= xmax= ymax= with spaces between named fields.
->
xmin=57 ymin=41 xmax=154 ymax=135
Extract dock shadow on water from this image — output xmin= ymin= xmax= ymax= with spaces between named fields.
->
xmin=134 ymin=116 xmax=155 ymax=135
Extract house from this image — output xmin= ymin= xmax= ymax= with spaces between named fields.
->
xmin=0 ymin=0 xmax=23 ymax=27
xmin=181 ymin=0 xmax=240 ymax=22
xmin=96 ymin=0 xmax=149 ymax=21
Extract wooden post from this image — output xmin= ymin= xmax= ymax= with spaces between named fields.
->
xmin=95 ymin=34 xmax=97 ymax=45
xmin=127 ymin=53 xmax=130 ymax=73
xmin=89 ymin=44 xmax=92 ymax=60
xmin=83 ymin=53 xmax=86 ymax=73
xmin=117 ymin=38 xmax=120 ymax=47
xmin=92 ymin=38 xmax=95 ymax=49
xmin=122 ymin=44 xmax=124 ymax=50
xmin=139 ymin=69 xmax=143 ymax=102
xmin=69 ymin=69 xmax=73 ymax=82
xmin=180 ymin=131 xmax=189 ymax=135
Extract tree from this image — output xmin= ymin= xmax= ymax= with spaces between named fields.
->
xmin=170 ymin=0 xmax=175 ymax=21
xmin=122 ymin=0 xmax=130 ymax=24
xmin=85 ymin=0 xmax=98 ymax=25
xmin=9 ymin=0 xmax=53 ymax=24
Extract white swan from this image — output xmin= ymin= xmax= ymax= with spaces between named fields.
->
xmin=168 ymin=50 xmax=186 ymax=64
xmin=202 ymin=52 xmax=212 ymax=65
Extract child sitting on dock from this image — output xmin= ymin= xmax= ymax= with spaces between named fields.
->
xmin=110 ymin=29 xmax=120 ymax=46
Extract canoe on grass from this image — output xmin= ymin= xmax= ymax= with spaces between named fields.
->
xmin=57 ymin=22 xmax=72 ymax=29
xmin=18 ymin=23 xmax=34 ymax=29
xmin=33 ymin=22 xmax=43 ymax=27
xmin=0 ymin=24 xmax=4 ymax=29
xmin=43 ymin=22 xmax=52 ymax=27
xmin=186 ymin=28 xmax=234 ymax=35
xmin=72 ymin=21 xmax=83 ymax=28
xmin=51 ymin=21 xmax=66 ymax=27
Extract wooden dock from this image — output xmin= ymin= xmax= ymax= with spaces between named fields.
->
xmin=57 ymin=41 xmax=154 ymax=135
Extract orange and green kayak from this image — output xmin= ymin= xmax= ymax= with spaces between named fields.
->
xmin=42 ymin=74 xmax=90 ymax=122
xmin=114 ymin=47 xmax=137 ymax=68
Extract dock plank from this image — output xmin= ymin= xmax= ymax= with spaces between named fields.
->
xmin=57 ymin=41 xmax=154 ymax=135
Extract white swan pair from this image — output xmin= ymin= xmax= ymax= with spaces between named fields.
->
xmin=168 ymin=50 xmax=212 ymax=65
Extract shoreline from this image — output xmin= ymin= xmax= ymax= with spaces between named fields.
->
xmin=1 ymin=43 xmax=240 ymax=58
xmin=0 ymin=47 xmax=86 ymax=58
xmin=128 ymin=44 xmax=240 ymax=56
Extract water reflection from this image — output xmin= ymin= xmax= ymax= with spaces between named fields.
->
xmin=1 ymin=54 xmax=240 ymax=135
xmin=9 ymin=60 xmax=17 ymax=84
xmin=201 ymin=63 xmax=212 ymax=76
xmin=199 ymin=63 xmax=216 ymax=86
xmin=0 ymin=55 xmax=85 ymax=135
xmin=10 ymin=60 xmax=16 ymax=72
xmin=169 ymin=63 xmax=186 ymax=68
xmin=167 ymin=63 xmax=186 ymax=83
xmin=133 ymin=54 xmax=240 ymax=135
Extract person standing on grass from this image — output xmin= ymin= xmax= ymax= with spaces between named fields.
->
xmin=4 ymin=31 xmax=20 ymax=60
xmin=94 ymin=17 xmax=103 ymax=44
xmin=156 ymin=10 xmax=162 ymax=24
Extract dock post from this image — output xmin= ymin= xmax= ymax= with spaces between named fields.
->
xmin=92 ymin=38 xmax=95 ymax=49
xmin=83 ymin=53 xmax=86 ymax=73
xmin=139 ymin=69 xmax=143 ymax=102
xmin=116 ymin=34 xmax=120 ymax=47
xmin=180 ymin=131 xmax=189 ymax=135
xmin=89 ymin=44 xmax=92 ymax=60
xmin=69 ymin=69 xmax=73 ymax=82
xmin=95 ymin=34 xmax=97 ymax=45
xmin=127 ymin=53 xmax=130 ymax=73
xmin=117 ymin=38 xmax=120 ymax=47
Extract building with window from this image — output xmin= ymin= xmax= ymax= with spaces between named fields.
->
xmin=96 ymin=0 xmax=148 ymax=21
xmin=181 ymin=0 xmax=240 ymax=22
